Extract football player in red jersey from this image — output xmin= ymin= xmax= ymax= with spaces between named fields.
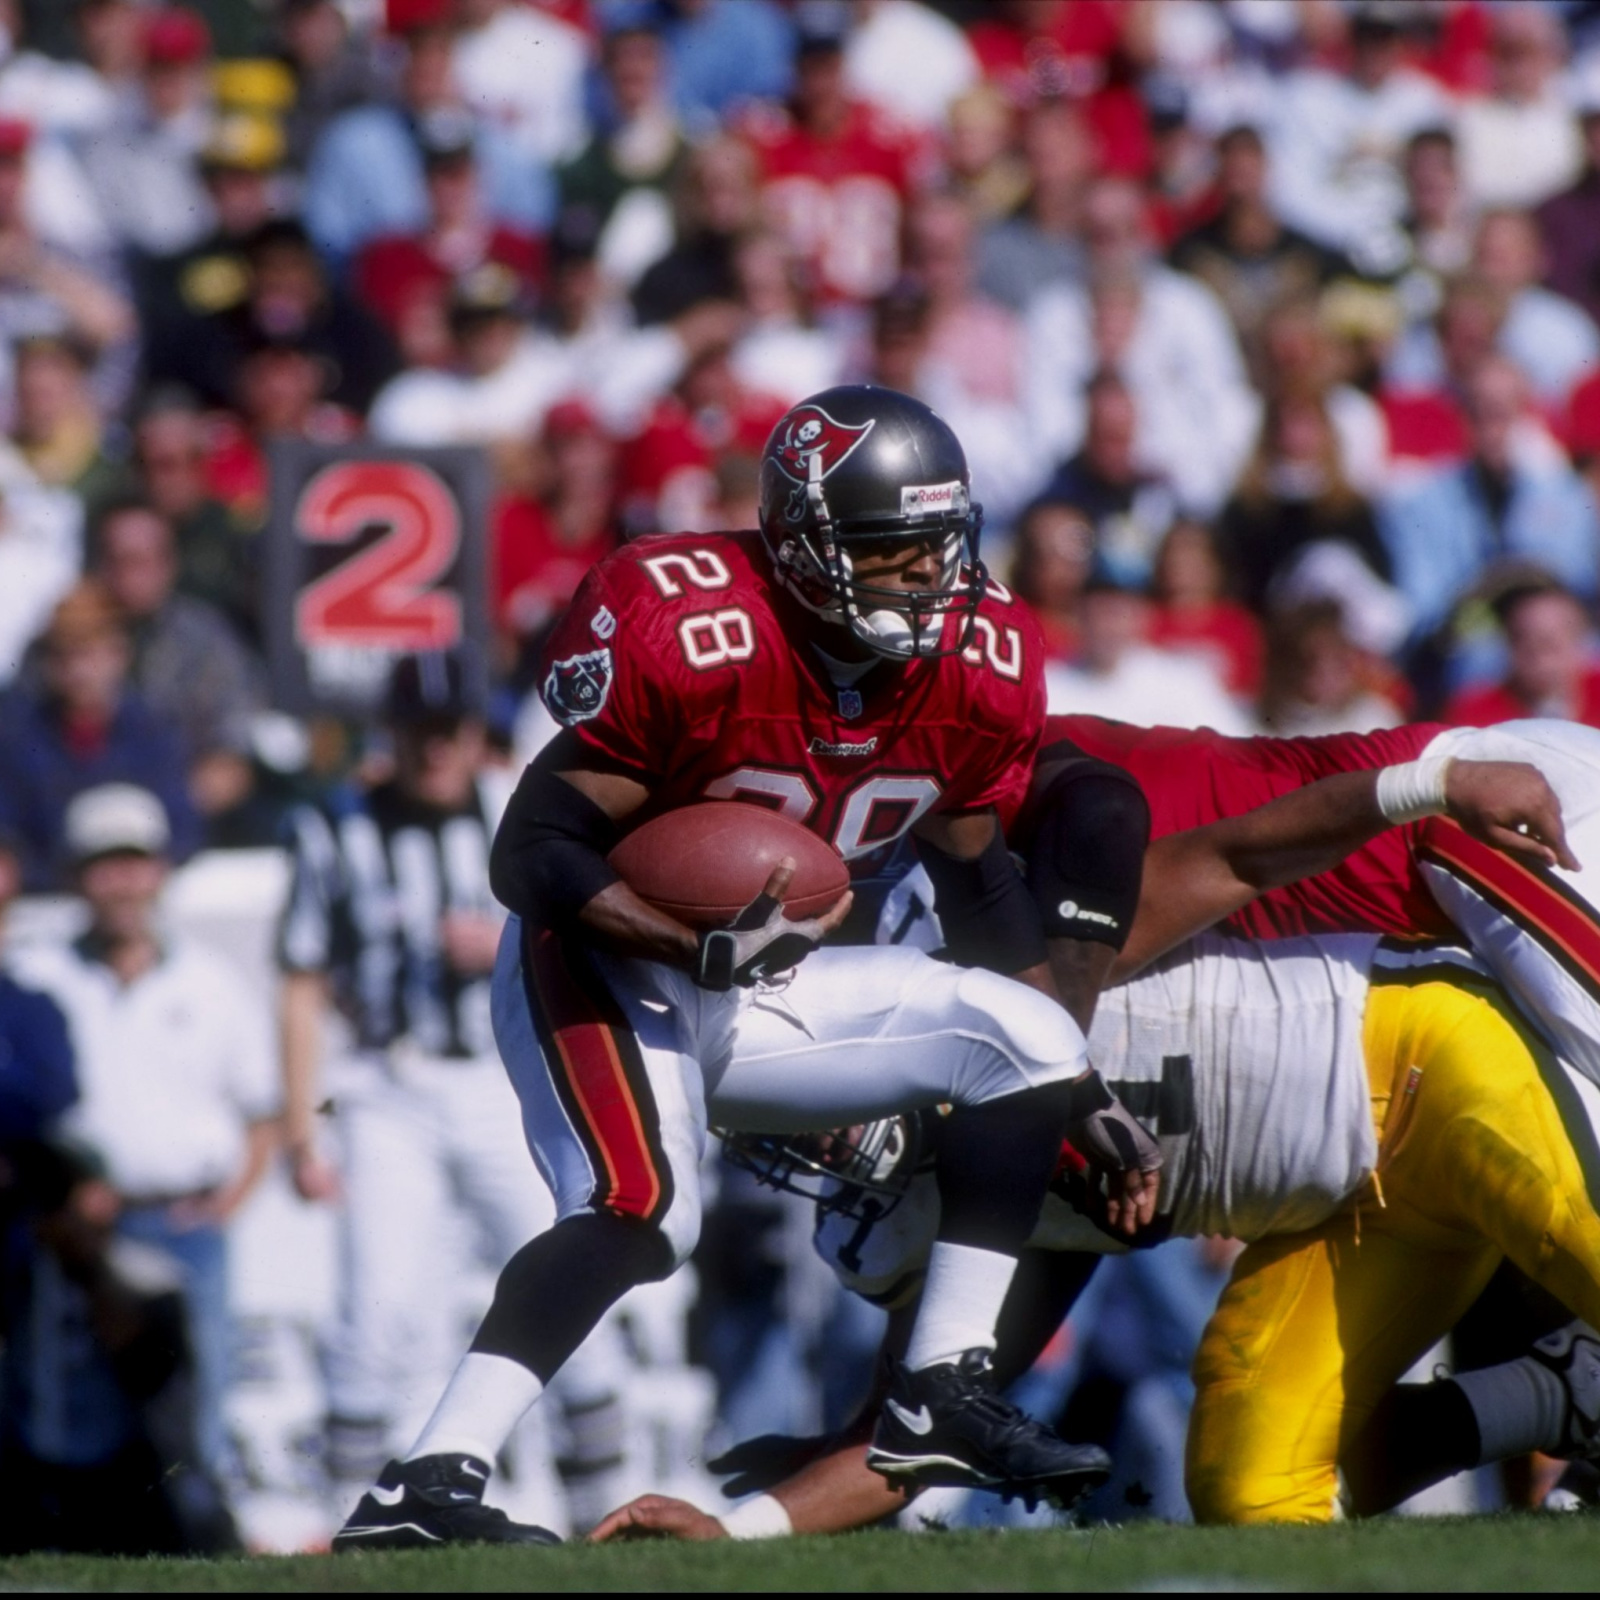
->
xmin=333 ymin=386 xmax=1164 ymax=1550
xmin=1040 ymin=714 xmax=1600 ymax=1088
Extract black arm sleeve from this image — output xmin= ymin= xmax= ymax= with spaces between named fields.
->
xmin=489 ymin=754 xmax=622 ymax=928
xmin=1024 ymin=757 xmax=1151 ymax=951
xmin=916 ymin=824 xmax=1048 ymax=976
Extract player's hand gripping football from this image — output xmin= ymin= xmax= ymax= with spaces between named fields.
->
xmin=694 ymin=859 xmax=853 ymax=991
xmin=1445 ymin=760 xmax=1580 ymax=872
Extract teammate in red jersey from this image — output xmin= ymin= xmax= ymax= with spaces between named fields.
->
xmin=333 ymin=386 xmax=1162 ymax=1551
xmin=1046 ymin=715 xmax=1451 ymax=945
xmin=1042 ymin=714 xmax=1600 ymax=1098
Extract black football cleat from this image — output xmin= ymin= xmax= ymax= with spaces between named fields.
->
xmin=866 ymin=1350 xmax=1111 ymax=1510
xmin=332 ymin=1453 xmax=562 ymax=1551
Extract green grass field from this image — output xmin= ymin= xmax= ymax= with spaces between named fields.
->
xmin=0 ymin=1516 xmax=1594 ymax=1592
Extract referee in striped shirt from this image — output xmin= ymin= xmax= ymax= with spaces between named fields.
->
xmin=277 ymin=654 xmax=627 ymax=1527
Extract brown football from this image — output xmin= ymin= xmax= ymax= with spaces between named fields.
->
xmin=608 ymin=802 xmax=849 ymax=928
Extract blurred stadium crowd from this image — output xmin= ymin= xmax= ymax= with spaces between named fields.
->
xmin=3 ymin=0 xmax=1600 ymax=1554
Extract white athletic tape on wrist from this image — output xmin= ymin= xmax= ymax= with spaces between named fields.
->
xmin=719 ymin=1494 xmax=793 ymax=1540
xmin=1375 ymin=756 xmax=1453 ymax=825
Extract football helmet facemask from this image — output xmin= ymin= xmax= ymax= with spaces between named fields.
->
xmin=757 ymin=385 xmax=986 ymax=661
xmin=716 ymin=1114 xmax=928 ymax=1221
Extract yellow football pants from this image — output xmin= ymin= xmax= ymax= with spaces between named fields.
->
xmin=1186 ymin=969 xmax=1600 ymax=1525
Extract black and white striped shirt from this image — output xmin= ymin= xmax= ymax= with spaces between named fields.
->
xmin=277 ymin=776 xmax=509 ymax=1059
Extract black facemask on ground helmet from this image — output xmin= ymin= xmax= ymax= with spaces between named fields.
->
xmin=757 ymin=385 xmax=987 ymax=660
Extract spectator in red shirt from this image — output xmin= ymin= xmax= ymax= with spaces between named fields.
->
xmin=204 ymin=333 xmax=360 ymax=527
xmin=966 ymin=0 xmax=1151 ymax=179
xmin=1444 ymin=578 xmax=1600 ymax=727
xmin=1148 ymin=518 xmax=1264 ymax=701
xmin=492 ymin=399 xmax=618 ymax=659
xmin=1379 ymin=275 xmax=1502 ymax=467
xmin=355 ymin=110 xmax=543 ymax=369
xmin=615 ymin=344 xmax=785 ymax=536
xmin=738 ymin=5 xmax=917 ymax=307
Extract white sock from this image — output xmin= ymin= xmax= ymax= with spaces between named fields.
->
xmin=406 ymin=1353 xmax=545 ymax=1468
xmin=903 ymin=1241 xmax=1017 ymax=1371
xmin=1451 ymin=1357 xmax=1568 ymax=1463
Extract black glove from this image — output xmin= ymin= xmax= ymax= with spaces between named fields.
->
xmin=707 ymin=1432 xmax=835 ymax=1498
xmin=694 ymin=889 xmax=832 ymax=990
xmin=1065 ymin=1070 xmax=1163 ymax=1177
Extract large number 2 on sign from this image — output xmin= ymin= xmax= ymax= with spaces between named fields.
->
xmin=295 ymin=461 xmax=463 ymax=650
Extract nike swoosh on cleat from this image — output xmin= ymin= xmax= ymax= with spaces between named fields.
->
xmin=884 ymin=1399 xmax=935 ymax=1435
xmin=460 ymin=1460 xmax=489 ymax=1479
xmin=369 ymin=1483 xmax=407 ymax=1507
xmin=448 ymin=1492 xmax=476 ymax=1502
xmin=867 ymin=1448 xmax=1001 ymax=1482
xmin=337 ymin=1523 xmax=442 ymax=1543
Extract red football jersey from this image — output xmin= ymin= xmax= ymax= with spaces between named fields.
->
xmin=738 ymin=102 xmax=919 ymax=304
xmin=1046 ymin=715 xmax=1454 ymax=940
xmin=540 ymin=531 xmax=1046 ymax=901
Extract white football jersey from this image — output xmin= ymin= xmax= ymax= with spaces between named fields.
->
xmin=1081 ymin=931 xmax=1380 ymax=1241
xmin=817 ymin=933 xmax=1479 ymax=1300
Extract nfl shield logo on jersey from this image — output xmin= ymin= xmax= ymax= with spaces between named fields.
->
xmin=838 ymin=687 xmax=863 ymax=720
xmin=543 ymin=647 xmax=614 ymax=726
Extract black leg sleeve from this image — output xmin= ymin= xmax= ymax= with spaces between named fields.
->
xmin=932 ymin=1080 xmax=1078 ymax=1254
xmin=471 ymin=1212 xmax=675 ymax=1383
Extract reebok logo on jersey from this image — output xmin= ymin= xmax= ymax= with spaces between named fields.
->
xmin=1058 ymin=900 xmax=1119 ymax=929
xmin=809 ymin=735 xmax=879 ymax=757
xmin=543 ymin=647 xmax=613 ymax=726
xmin=885 ymin=1399 xmax=935 ymax=1435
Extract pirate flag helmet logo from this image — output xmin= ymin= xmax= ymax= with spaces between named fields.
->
xmin=769 ymin=404 xmax=876 ymax=523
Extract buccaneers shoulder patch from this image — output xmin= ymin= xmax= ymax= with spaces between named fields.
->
xmin=543 ymin=647 xmax=614 ymax=726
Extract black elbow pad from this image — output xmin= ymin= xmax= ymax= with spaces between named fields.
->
xmin=490 ymin=762 xmax=622 ymax=927
xmin=1024 ymin=763 xmax=1150 ymax=950
xmin=917 ymin=825 xmax=1047 ymax=976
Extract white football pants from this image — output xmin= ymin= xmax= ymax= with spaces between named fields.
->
xmin=494 ymin=922 xmax=1090 ymax=1268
